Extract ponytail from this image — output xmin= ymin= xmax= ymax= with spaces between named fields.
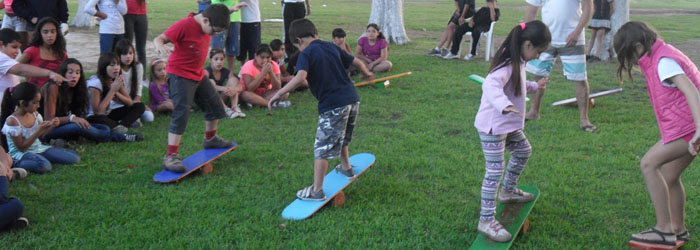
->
xmin=366 ymin=23 xmax=385 ymax=40
xmin=0 ymin=83 xmax=39 ymax=151
xmin=489 ymin=21 xmax=550 ymax=97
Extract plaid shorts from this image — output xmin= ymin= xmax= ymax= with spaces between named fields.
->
xmin=313 ymin=102 xmax=359 ymax=159
xmin=525 ymin=45 xmax=587 ymax=81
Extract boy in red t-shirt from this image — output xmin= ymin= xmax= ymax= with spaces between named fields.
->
xmin=153 ymin=4 xmax=234 ymax=172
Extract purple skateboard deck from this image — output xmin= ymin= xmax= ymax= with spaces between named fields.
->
xmin=153 ymin=143 xmax=237 ymax=183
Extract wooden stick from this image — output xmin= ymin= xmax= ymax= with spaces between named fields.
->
xmin=354 ymin=72 xmax=412 ymax=87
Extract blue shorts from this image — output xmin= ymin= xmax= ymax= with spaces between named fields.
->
xmin=210 ymin=22 xmax=240 ymax=57
xmin=525 ymin=45 xmax=587 ymax=81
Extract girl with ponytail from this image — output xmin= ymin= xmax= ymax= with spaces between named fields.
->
xmin=472 ymin=20 xmax=550 ymax=242
xmin=355 ymin=23 xmax=392 ymax=73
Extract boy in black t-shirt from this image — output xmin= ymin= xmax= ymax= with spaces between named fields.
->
xmin=268 ymin=18 xmax=373 ymax=201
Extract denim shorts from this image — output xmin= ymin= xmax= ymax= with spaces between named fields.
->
xmin=1 ymin=15 xmax=27 ymax=32
xmin=211 ymin=22 xmax=240 ymax=57
xmin=168 ymin=73 xmax=227 ymax=135
xmin=313 ymin=102 xmax=359 ymax=159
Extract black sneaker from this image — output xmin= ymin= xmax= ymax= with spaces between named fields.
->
xmin=296 ymin=185 xmax=326 ymax=201
xmin=335 ymin=164 xmax=356 ymax=179
xmin=202 ymin=135 xmax=233 ymax=149
xmin=11 ymin=217 xmax=29 ymax=230
xmin=427 ymin=47 xmax=441 ymax=56
xmin=11 ymin=168 xmax=27 ymax=180
xmin=125 ymin=133 xmax=144 ymax=142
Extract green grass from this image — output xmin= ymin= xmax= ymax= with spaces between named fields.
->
xmin=4 ymin=0 xmax=700 ymax=248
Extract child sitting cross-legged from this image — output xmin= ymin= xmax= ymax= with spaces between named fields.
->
xmin=0 ymin=82 xmax=80 ymax=174
xmin=206 ymin=48 xmax=245 ymax=118
xmin=239 ymin=44 xmax=288 ymax=108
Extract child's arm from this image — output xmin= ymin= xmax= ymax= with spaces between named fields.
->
xmin=482 ymin=68 xmax=515 ymax=115
xmin=268 ymin=70 xmax=308 ymax=110
xmin=116 ymin=0 xmax=127 ymax=15
xmin=459 ymin=1 xmax=470 ymax=24
xmin=671 ymin=74 xmax=700 ymax=155
xmin=352 ymin=58 xmax=374 ymax=81
xmin=153 ymin=34 xmax=172 ymax=57
xmin=7 ymin=64 xmax=64 ymax=83
xmin=242 ymin=64 xmax=271 ymax=91
xmin=84 ymin=0 xmax=107 ymax=20
xmin=90 ymin=80 xmax=121 ymax=115
xmin=344 ymin=43 xmax=353 ymax=55
xmin=267 ymin=63 xmax=282 ymax=89
xmin=354 ymin=45 xmax=371 ymax=64
xmin=229 ymin=1 xmax=248 ymax=12
xmin=488 ymin=1 xmax=497 ymax=22
xmin=112 ymin=75 xmax=134 ymax=106
xmin=525 ymin=78 xmax=548 ymax=93
xmin=369 ymin=46 xmax=389 ymax=70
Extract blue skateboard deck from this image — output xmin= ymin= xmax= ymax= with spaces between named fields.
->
xmin=282 ymin=153 xmax=375 ymax=220
xmin=153 ymin=143 xmax=237 ymax=183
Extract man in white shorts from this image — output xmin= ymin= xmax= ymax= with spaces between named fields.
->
xmin=523 ymin=0 xmax=597 ymax=132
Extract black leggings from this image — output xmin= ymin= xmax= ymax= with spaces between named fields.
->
xmin=450 ymin=23 xmax=481 ymax=56
xmin=124 ymin=14 xmax=148 ymax=72
xmin=87 ymin=103 xmax=145 ymax=128
xmin=283 ymin=2 xmax=306 ymax=57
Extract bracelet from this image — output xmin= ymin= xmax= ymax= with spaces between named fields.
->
xmin=69 ymin=114 xmax=75 ymax=122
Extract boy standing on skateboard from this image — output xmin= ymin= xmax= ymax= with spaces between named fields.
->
xmin=268 ymin=18 xmax=373 ymax=201
xmin=153 ymin=4 xmax=234 ymax=172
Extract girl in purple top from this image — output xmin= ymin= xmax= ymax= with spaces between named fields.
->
xmin=473 ymin=21 xmax=549 ymax=242
xmin=355 ymin=23 xmax=392 ymax=73
xmin=148 ymin=59 xmax=173 ymax=113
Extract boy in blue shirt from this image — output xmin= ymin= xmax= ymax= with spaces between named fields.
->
xmin=268 ymin=18 xmax=373 ymax=201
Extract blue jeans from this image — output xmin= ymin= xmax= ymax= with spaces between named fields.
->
xmin=0 ymin=198 xmax=23 ymax=229
xmin=99 ymin=33 xmax=125 ymax=54
xmin=43 ymin=123 xmax=111 ymax=142
xmin=198 ymin=3 xmax=210 ymax=13
xmin=210 ymin=22 xmax=240 ymax=57
xmin=13 ymin=148 xmax=81 ymax=174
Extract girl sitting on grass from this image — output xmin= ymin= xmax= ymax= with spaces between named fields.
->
xmin=114 ymin=39 xmax=153 ymax=126
xmin=615 ymin=21 xmax=699 ymax=246
xmin=355 ymin=23 xmax=392 ymax=73
xmin=239 ymin=44 xmax=287 ymax=108
xmin=148 ymin=59 xmax=173 ymax=114
xmin=473 ymin=21 xmax=550 ymax=242
xmin=206 ymin=48 xmax=244 ymax=118
xmin=0 ymin=82 xmax=80 ymax=174
xmin=41 ymin=59 xmax=111 ymax=143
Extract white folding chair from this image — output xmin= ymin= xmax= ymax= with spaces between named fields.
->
xmin=458 ymin=21 xmax=496 ymax=61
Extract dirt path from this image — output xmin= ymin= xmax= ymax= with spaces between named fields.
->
xmin=65 ymin=27 xmax=159 ymax=73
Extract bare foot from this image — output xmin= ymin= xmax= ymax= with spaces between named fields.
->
xmin=524 ymin=111 xmax=540 ymax=121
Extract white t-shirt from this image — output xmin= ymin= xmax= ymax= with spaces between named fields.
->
xmin=0 ymin=52 xmax=18 ymax=105
xmin=111 ymin=64 xmax=144 ymax=109
xmin=658 ymin=57 xmax=685 ymax=88
xmin=526 ymin=0 xmax=585 ymax=46
xmin=84 ymin=0 xmax=128 ymax=34
xmin=86 ymin=75 xmax=107 ymax=116
xmin=240 ymin=0 xmax=261 ymax=23
xmin=283 ymin=0 xmax=305 ymax=3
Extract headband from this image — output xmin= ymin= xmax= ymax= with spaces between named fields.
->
xmin=151 ymin=58 xmax=165 ymax=67
xmin=519 ymin=22 xmax=526 ymax=31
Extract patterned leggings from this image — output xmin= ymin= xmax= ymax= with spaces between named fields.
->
xmin=478 ymin=130 xmax=532 ymax=222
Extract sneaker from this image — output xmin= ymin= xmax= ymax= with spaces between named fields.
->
xmin=202 ymin=135 xmax=233 ymax=149
xmin=225 ymin=108 xmax=235 ymax=117
xmin=130 ymin=119 xmax=142 ymax=128
xmin=477 ymin=220 xmax=512 ymax=242
xmin=443 ymin=53 xmax=460 ymax=60
xmin=163 ymin=154 xmax=186 ymax=172
xmin=125 ymin=133 xmax=144 ymax=142
xmin=440 ymin=48 xmax=450 ymax=57
xmin=235 ymin=106 xmax=246 ymax=118
xmin=49 ymin=138 xmax=67 ymax=148
xmin=11 ymin=168 xmax=27 ymax=180
xmin=229 ymin=111 xmax=245 ymax=119
xmin=296 ymin=185 xmax=326 ymax=201
xmin=10 ymin=217 xmax=29 ymax=230
xmin=335 ymin=164 xmax=356 ymax=179
xmin=427 ymin=47 xmax=441 ymax=56
xmin=463 ymin=53 xmax=475 ymax=61
xmin=273 ymin=100 xmax=291 ymax=108
xmin=497 ymin=188 xmax=534 ymax=203
xmin=245 ymin=103 xmax=253 ymax=109
xmin=111 ymin=125 xmax=128 ymax=134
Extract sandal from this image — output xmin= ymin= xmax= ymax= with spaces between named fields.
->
xmin=630 ymin=228 xmax=677 ymax=246
xmin=677 ymin=230 xmax=689 ymax=242
xmin=580 ymin=124 xmax=597 ymax=132
xmin=296 ymin=185 xmax=326 ymax=201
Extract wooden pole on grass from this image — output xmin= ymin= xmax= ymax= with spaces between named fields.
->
xmin=354 ymin=72 xmax=412 ymax=87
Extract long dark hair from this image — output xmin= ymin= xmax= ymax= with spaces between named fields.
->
xmin=28 ymin=17 xmax=66 ymax=60
xmin=1 ymin=82 xmax=39 ymax=151
xmin=114 ymin=39 xmax=140 ymax=98
xmin=97 ymin=52 xmax=120 ymax=100
xmin=489 ymin=20 xmax=550 ymax=97
xmin=614 ymin=21 xmax=659 ymax=82
xmin=366 ymin=23 xmax=385 ymax=40
xmin=44 ymin=59 xmax=89 ymax=117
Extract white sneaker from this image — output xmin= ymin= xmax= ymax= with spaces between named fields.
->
xmin=443 ymin=53 xmax=460 ymax=60
xmin=225 ymin=108 xmax=234 ymax=117
xmin=497 ymin=188 xmax=534 ymax=203
xmin=478 ymin=220 xmax=512 ymax=242
xmin=273 ymin=101 xmax=291 ymax=108
xmin=235 ymin=106 xmax=246 ymax=118
xmin=463 ymin=54 xmax=475 ymax=60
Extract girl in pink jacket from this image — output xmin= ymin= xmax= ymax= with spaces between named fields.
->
xmin=615 ymin=21 xmax=700 ymax=247
xmin=473 ymin=20 xmax=549 ymax=242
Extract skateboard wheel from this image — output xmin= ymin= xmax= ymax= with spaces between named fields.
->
xmin=519 ymin=218 xmax=530 ymax=236
xmin=332 ymin=191 xmax=346 ymax=207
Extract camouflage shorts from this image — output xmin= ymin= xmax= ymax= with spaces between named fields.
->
xmin=314 ymin=102 xmax=359 ymax=159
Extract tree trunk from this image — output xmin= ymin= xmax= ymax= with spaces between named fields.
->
xmin=70 ymin=0 xmax=97 ymax=28
xmin=594 ymin=0 xmax=628 ymax=61
xmin=367 ymin=0 xmax=410 ymax=45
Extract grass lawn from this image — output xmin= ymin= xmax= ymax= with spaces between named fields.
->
xmin=4 ymin=0 xmax=700 ymax=248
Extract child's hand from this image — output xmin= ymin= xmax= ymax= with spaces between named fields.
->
xmin=111 ymin=75 xmax=124 ymax=91
xmin=363 ymin=72 xmax=374 ymax=82
xmin=537 ymin=78 xmax=549 ymax=90
xmin=689 ymin=132 xmax=700 ymax=155
xmin=72 ymin=116 xmax=91 ymax=129
xmin=267 ymin=93 xmax=281 ymax=111
xmin=50 ymin=117 xmax=60 ymax=127
xmin=502 ymin=105 xmax=523 ymax=117
xmin=262 ymin=62 xmax=272 ymax=74
xmin=154 ymin=43 xmax=171 ymax=57
xmin=49 ymin=72 xmax=64 ymax=84
xmin=96 ymin=12 xmax=108 ymax=20
xmin=232 ymin=1 xmax=247 ymax=11
xmin=38 ymin=121 xmax=55 ymax=133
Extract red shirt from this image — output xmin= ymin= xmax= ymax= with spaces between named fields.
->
xmin=126 ymin=0 xmax=147 ymax=15
xmin=165 ymin=13 xmax=209 ymax=81
xmin=24 ymin=46 xmax=66 ymax=88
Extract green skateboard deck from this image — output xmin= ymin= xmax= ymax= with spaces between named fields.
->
xmin=469 ymin=186 xmax=540 ymax=250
